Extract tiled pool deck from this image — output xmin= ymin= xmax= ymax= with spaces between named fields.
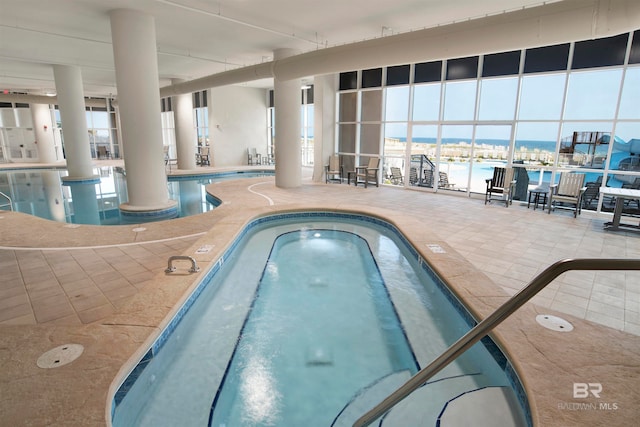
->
xmin=0 ymin=161 xmax=638 ymax=426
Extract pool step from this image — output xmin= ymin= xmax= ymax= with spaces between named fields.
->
xmin=331 ymin=370 xmax=412 ymax=426
xmin=334 ymin=371 xmax=526 ymax=427
xmin=436 ymin=386 xmax=527 ymax=427
xmin=381 ymin=384 xmax=527 ymax=427
xmin=379 ymin=373 xmax=488 ymax=426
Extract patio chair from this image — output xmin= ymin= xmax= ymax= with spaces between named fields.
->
xmin=621 ymin=178 xmax=640 ymax=210
xmin=97 ymin=145 xmax=110 ymax=159
xmin=389 ymin=167 xmax=404 ymax=185
xmin=355 ymin=157 xmax=380 ymax=188
xmin=197 ymin=146 xmax=211 ymax=166
xmin=485 ymin=167 xmax=516 ymax=207
xmin=582 ymin=182 xmax=600 ymax=209
xmin=438 ymin=171 xmax=455 ymax=189
xmin=548 ymin=172 xmax=586 ymax=217
xmin=409 ymin=167 xmax=418 ymax=185
xmin=325 ymin=154 xmax=343 ymax=183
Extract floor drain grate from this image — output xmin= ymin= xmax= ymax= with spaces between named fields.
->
xmin=37 ymin=344 xmax=84 ymax=368
xmin=535 ymin=314 xmax=574 ymax=332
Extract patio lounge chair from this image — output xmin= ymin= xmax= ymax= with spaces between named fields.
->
xmin=325 ymin=154 xmax=343 ymax=183
xmin=355 ymin=158 xmax=380 ymax=188
xmin=438 ymin=171 xmax=455 ymax=189
xmin=389 ymin=167 xmax=404 ymax=185
xmin=485 ymin=167 xmax=516 ymax=207
xmin=409 ymin=167 xmax=418 ymax=185
xmin=548 ymin=172 xmax=586 ymax=217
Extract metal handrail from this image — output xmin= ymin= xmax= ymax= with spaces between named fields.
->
xmin=354 ymin=258 xmax=640 ymax=427
xmin=0 ymin=191 xmax=13 ymax=211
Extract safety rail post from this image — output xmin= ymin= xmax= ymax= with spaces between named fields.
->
xmin=0 ymin=191 xmax=13 ymax=211
xmin=354 ymin=258 xmax=640 ymax=427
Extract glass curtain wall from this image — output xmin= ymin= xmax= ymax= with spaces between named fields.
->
xmin=85 ymin=101 xmax=118 ymax=159
xmin=301 ymin=85 xmax=314 ymax=166
xmin=336 ymin=30 xmax=640 ymax=213
xmin=160 ymin=97 xmax=175 ymax=160
xmin=267 ymin=86 xmax=315 ymax=167
xmin=193 ymin=90 xmax=208 ymax=150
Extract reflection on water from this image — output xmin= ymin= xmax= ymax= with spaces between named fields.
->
xmin=0 ymin=167 xmax=273 ymax=225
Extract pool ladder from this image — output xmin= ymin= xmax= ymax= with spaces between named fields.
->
xmin=353 ymin=258 xmax=640 ymax=427
xmin=165 ymin=255 xmax=200 ymax=274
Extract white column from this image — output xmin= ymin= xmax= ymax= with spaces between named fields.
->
xmin=274 ymin=48 xmax=302 ymax=188
xmin=312 ymin=74 xmax=337 ymax=182
xmin=30 ymin=103 xmax=58 ymax=163
xmin=53 ymin=65 xmax=96 ymax=180
xmin=110 ymin=9 xmax=176 ymax=216
xmin=172 ymin=78 xmax=197 ymax=170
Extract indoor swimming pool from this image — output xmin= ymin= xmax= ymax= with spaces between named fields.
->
xmin=0 ymin=167 xmax=273 ymax=225
xmin=111 ymin=213 xmax=530 ymax=427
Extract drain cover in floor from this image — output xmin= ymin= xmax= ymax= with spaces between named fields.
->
xmin=536 ymin=314 xmax=574 ymax=332
xmin=37 ymin=344 xmax=84 ymax=368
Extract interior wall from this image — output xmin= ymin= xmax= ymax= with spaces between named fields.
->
xmin=208 ymin=86 xmax=268 ymax=167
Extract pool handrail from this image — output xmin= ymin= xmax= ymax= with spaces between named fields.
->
xmin=0 ymin=191 xmax=13 ymax=211
xmin=353 ymin=258 xmax=640 ymax=427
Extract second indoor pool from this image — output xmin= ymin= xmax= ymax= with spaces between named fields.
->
xmin=0 ymin=167 xmax=273 ymax=225
xmin=111 ymin=213 xmax=530 ymax=426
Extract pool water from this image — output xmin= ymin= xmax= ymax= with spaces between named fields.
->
xmin=111 ymin=214 xmax=530 ymax=426
xmin=0 ymin=168 xmax=273 ymax=225
xmin=210 ymin=229 xmax=418 ymax=426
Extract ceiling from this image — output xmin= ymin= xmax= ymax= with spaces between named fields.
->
xmin=0 ymin=0 xmax=557 ymax=97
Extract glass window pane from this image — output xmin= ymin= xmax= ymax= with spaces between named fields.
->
xmin=339 ymin=92 xmax=357 ymax=122
xmin=443 ymin=81 xmax=477 ymax=121
xmin=472 ymin=125 xmax=513 ymax=194
xmin=386 ymin=65 xmax=410 ymax=86
xmin=412 ymin=83 xmax=441 ymax=122
xmin=92 ymin=111 xmax=109 ymax=128
xmin=383 ymin=123 xmax=407 ymax=186
xmin=559 ymin=122 xmax=613 ymax=168
xmin=410 ymin=125 xmax=438 ymax=188
xmin=446 ymin=57 xmax=478 ymax=80
xmin=441 ymin=125 xmax=473 ymax=190
xmin=482 ymin=51 xmax=521 ymax=77
xmin=514 ymin=122 xmax=559 ymax=167
xmin=619 ymin=67 xmax=640 ymax=119
xmin=610 ymin=122 xmax=640 ymax=172
xmin=572 ymin=34 xmax=627 ymax=69
xmin=414 ymin=61 xmax=442 ymax=83
xmin=339 ymin=71 xmax=358 ymax=90
xmin=362 ymin=68 xmax=382 ymax=88
xmin=385 ymin=86 xmax=410 ymax=122
xmin=478 ymin=77 xmax=518 ymax=121
xmin=524 ymin=44 xmax=569 ymax=73
xmin=631 ymin=30 xmax=640 ymax=64
xmin=361 ymin=90 xmax=382 ymax=122
xmin=338 ymin=123 xmax=356 ymax=153
xmin=564 ymin=69 xmax=622 ymax=120
xmin=518 ymin=74 xmax=565 ymax=120
xmin=360 ymin=123 xmax=380 ymax=154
